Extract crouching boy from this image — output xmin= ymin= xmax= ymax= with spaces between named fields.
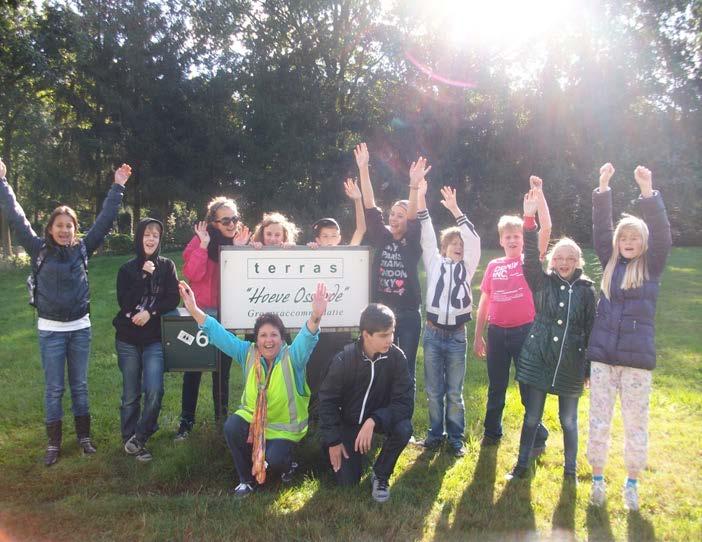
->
xmin=318 ymin=303 xmax=414 ymax=503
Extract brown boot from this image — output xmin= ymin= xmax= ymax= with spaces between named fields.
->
xmin=74 ymin=415 xmax=97 ymax=454
xmin=45 ymin=420 xmax=62 ymax=467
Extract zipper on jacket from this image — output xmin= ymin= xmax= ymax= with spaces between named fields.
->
xmin=552 ymin=277 xmax=574 ymax=388
xmin=444 ymin=261 xmax=453 ymax=325
xmin=359 ymin=355 xmax=379 ymax=424
xmin=633 ymin=320 xmax=637 ymax=331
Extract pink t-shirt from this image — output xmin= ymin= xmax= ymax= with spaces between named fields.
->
xmin=480 ymin=255 xmax=535 ymax=328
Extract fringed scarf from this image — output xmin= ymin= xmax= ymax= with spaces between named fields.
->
xmin=247 ymin=348 xmax=273 ymax=484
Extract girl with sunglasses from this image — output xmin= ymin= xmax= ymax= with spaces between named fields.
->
xmin=175 ymin=197 xmax=251 ymax=440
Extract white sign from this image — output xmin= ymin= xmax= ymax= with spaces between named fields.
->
xmin=219 ymin=246 xmax=371 ymax=331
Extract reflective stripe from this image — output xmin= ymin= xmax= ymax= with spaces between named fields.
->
xmin=268 ymin=419 xmax=308 ymax=432
xmin=240 ymin=344 xmax=258 ymax=408
xmin=278 ymin=350 xmax=299 ymax=428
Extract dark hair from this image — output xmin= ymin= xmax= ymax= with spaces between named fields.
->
xmin=44 ymin=205 xmax=79 ymax=247
xmin=312 ymin=218 xmax=340 ymax=238
xmin=359 ymin=303 xmax=395 ymax=335
xmin=253 ymin=312 xmax=287 ymax=341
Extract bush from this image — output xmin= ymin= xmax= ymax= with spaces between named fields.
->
xmin=0 ymin=252 xmax=31 ymax=271
xmin=102 ymin=233 xmax=133 ymax=255
xmin=117 ymin=211 xmax=133 ymax=234
xmin=165 ymin=202 xmax=198 ymax=249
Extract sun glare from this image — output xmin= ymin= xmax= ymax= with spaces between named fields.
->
xmin=432 ymin=0 xmax=575 ymax=53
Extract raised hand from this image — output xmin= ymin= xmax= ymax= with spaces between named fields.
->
xmin=354 ymin=143 xmax=369 ymax=169
xmin=114 ymin=163 xmax=132 ymax=186
xmin=142 ymin=261 xmax=155 ymax=274
xmin=440 ymin=186 xmax=460 ymax=215
xmin=0 ymin=159 xmax=6 ymax=179
xmin=310 ymin=282 xmax=328 ymax=321
xmin=178 ymin=281 xmax=206 ymax=325
xmin=599 ymin=163 xmax=615 ymax=191
xmin=409 ymin=157 xmax=431 ymax=188
xmin=523 ymin=189 xmax=538 ymax=217
xmin=233 ymin=225 xmax=251 ymax=246
xmin=529 ymin=175 xmax=543 ymax=191
xmin=344 ymin=178 xmax=362 ymax=201
xmin=194 ymin=221 xmax=210 ymax=248
xmin=634 ymin=165 xmax=653 ymax=198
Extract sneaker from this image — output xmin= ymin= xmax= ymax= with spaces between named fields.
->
xmin=623 ymin=483 xmax=639 ymax=511
xmin=451 ymin=446 xmax=466 ymax=458
xmin=281 ymin=461 xmax=298 ymax=483
xmin=174 ymin=422 xmax=192 ymax=442
xmin=481 ymin=435 xmax=501 ymax=447
xmin=231 ymin=482 xmax=256 ymax=499
xmin=419 ymin=438 xmax=442 ymax=451
xmin=135 ymin=448 xmax=153 ymax=463
xmin=371 ymin=472 xmax=390 ymax=503
xmin=590 ymin=479 xmax=607 ymax=506
xmin=505 ymin=464 xmax=529 ymax=481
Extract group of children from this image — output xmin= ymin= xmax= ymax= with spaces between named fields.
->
xmin=0 ymin=148 xmax=671 ymax=509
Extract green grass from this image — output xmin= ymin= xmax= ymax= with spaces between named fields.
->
xmin=0 ymin=248 xmax=700 ymax=541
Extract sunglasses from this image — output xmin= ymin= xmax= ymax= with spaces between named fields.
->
xmin=213 ymin=216 xmax=239 ymax=226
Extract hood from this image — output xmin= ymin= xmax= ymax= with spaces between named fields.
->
xmin=135 ymin=217 xmax=163 ymax=261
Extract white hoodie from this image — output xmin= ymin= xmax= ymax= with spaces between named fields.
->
xmin=418 ymin=209 xmax=481 ymax=327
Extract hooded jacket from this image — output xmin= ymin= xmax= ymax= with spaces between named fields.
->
xmin=113 ymin=218 xmax=180 ymax=345
xmin=317 ymin=340 xmax=414 ymax=447
xmin=0 ymin=177 xmax=124 ymax=322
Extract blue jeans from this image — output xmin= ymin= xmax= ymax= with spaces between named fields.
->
xmin=394 ymin=308 xmax=421 ymax=381
xmin=116 ymin=339 xmax=165 ymax=443
xmin=517 ymin=385 xmax=579 ymax=474
xmin=423 ymin=324 xmax=467 ymax=448
xmin=483 ymin=323 xmax=548 ymax=447
xmin=223 ymin=414 xmax=295 ymax=484
xmin=38 ymin=327 xmax=92 ymax=423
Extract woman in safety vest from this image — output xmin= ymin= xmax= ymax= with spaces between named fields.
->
xmin=179 ymin=280 xmax=328 ymax=498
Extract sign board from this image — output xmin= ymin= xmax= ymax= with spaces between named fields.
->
xmin=219 ymin=246 xmax=371 ymax=331
xmin=161 ymin=308 xmax=219 ymax=372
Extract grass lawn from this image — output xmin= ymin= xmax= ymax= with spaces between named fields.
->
xmin=0 ymin=248 xmax=700 ymax=541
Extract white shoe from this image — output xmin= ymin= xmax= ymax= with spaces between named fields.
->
xmin=590 ymin=479 xmax=606 ymax=506
xmin=623 ymin=483 xmax=639 ymax=511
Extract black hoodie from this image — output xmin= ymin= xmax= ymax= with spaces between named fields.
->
xmin=113 ymin=218 xmax=180 ymax=345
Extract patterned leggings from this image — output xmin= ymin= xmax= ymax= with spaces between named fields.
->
xmin=587 ymin=361 xmax=653 ymax=473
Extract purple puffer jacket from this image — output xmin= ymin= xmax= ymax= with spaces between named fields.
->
xmin=586 ymin=189 xmax=672 ymax=370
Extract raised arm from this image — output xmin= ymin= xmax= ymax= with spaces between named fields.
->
xmin=530 ymin=176 xmax=552 ymax=260
xmin=83 ymin=164 xmax=131 ymax=254
xmin=0 ymin=159 xmax=43 ymax=257
xmin=522 ymin=189 xmax=547 ymax=292
xmin=407 ymin=157 xmax=431 ymax=220
xmin=441 ymin=185 xmax=481 ymax=276
xmin=344 ymin=178 xmax=366 ymax=246
xmin=354 ymin=143 xmax=375 ymax=209
xmin=417 ymin=179 xmax=440 ymax=270
xmin=634 ymin=166 xmax=672 ymax=278
xmin=592 ymin=163 xmax=615 ymax=266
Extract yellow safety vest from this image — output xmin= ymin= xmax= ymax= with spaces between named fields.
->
xmin=235 ymin=344 xmax=310 ymax=442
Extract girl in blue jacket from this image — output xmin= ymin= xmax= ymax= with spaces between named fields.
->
xmin=0 ymin=159 xmax=130 ymax=466
xmin=587 ymin=163 xmax=672 ymax=512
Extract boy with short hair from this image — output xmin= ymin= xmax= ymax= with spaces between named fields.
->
xmin=473 ymin=179 xmax=551 ymax=450
xmin=113 ymin=218 xmax=180 ymax=461
xmin=318 ymin=303 xmax=414 ymax=503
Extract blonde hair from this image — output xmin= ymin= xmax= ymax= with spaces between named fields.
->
xmin=546 ymin=237 xmax=585 ymax=273
xmin=439 ymin=227 xmax=463 ymax=255
xmin=600 ymin=214 xmax=649 ymax=299
xmin=205 ymin=196 xmax=238 ymax=223
xmin=497 ymin=215 xmax=523 ymax=236
xmin=252 ymin=212 xmax=300 ymax=244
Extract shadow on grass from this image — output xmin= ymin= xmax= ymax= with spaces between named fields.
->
xmin=627 ymin=510 xmax=656 ymax=542
xmin=550 ymin=478 xmax=577 ymax=541
xmin=586 ymin=503 xmax=615 ymax=541
xmin=448 ymin=443 xmax=498 ymax=534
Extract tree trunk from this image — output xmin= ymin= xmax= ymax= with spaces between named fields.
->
xmin=1 ymin=122 xmax=15 ymax=257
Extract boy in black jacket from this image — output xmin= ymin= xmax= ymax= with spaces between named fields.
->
xmin=113 ymin=218 xmax=180 ymax=461
xmin=318 ymin=303 xmax=414 ymax=503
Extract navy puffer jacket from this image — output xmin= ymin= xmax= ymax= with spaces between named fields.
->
xmin=586 ymin=189 xmax=671 ymax=370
